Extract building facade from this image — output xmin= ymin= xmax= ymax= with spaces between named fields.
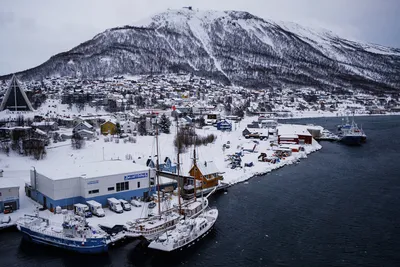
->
xmin=0 ymin=178 xmax=20 ymax=213
xmin=26 ymin=161 xmax=161 ymax=210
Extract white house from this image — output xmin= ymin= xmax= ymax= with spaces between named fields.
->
xmin=74 ymin=121 xmax=94 ymax=133
xmin=121 ymin=121 xmax=137 ymax=134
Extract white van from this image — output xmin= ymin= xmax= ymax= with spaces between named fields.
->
xmin=86 ymin=200 xmax=105 ymax=217
xmin=107 ymin=198 xmax=123 ymax=213
xmin=73 ymin=203 xmax=92 ymax=218
xmin=119 ymin=199 xmax=131 ymax=211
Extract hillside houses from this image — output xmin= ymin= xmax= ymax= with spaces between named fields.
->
xmin=0 ymin=72 xmax=398 ymax=152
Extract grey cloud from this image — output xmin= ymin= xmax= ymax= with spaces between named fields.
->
xmin=0 ymin=11 xmax=15 ymax=26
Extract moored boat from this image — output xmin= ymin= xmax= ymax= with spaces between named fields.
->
xmin=16 ymin=211 xmax=109 ymax=254
xmin=337 ymin=117 xmax=367 ymax=145
xmin=148 ymin=207 xmax=218 ymax=252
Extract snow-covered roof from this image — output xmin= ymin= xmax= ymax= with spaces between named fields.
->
xmin=0 ymin=178 xmax=20 ymax=189
xmin=277 ymin=124 xmax=312 ymax=136
xmin=36 ymin=160 xmax=150 ymax=180
xmin=32 ymin=121 xmax=57 ymax=126
xmin=82 ymin=121 xmax=93 ymax=129
xmin=196 ymin=161 xmax=220 ymax=176
xmin=34 ymin=128 xmax=47 ymax=136
xmin=279 ymin=135 xmax=299 ymax=139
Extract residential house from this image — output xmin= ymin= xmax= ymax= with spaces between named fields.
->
xmin=180 ymin=116 xmax=194 ymax=127
xmin=57 ymin=117 xmax=74 ymax=128
xmin=31 ymin=121 xmax=59 ymax=132
xmin=77 ymin=129 xmax=95 ymax=139
xmin=188 ymin=160 xmax=223 ymax=190
xmin=101 ymin=121 xmax=117 ymax=135
xmin=121 ymin=121 xmax=137 ymax=134
xmin=171 ymin=106 xmax=192 ymax=118
xmin=159 ymin=157 xmax=177 ymax=174
xmin=74 ymin=121 xmax=94 ymax=133
xmin=216 ymin=119 xmax=232 ymax=131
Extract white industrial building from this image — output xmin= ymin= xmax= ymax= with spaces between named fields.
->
xmin=0 ymin=172 xmax=20 ymax=213
xmin=26 ymin=160 xmax=172 ymax=211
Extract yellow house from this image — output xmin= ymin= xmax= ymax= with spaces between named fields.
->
xmin=101 ymin=121 xmax=117 ymax=135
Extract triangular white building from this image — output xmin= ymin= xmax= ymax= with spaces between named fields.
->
xmin=0 ymin=74 xmax=34 ymax=111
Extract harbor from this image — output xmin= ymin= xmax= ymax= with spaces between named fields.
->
xmin=0 ymin=114 xmax=329 ymax=250
xmin=0 ymin=114 xmax=370 ymax=255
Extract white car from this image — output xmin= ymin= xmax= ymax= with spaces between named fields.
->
xmin=131 ymin=199 xmax=142 ymax=207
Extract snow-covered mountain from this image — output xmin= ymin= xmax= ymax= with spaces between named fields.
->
xmin=3 ymin=9 xmax=400 ymax=92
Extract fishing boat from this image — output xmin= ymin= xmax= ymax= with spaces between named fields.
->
xmin=337 ymin=117 xmax=367 ymax=145
xmin=148 ymin=206 xmax=218 ymax=252
xmin=16 ymin=210 xmax=109 ymax=254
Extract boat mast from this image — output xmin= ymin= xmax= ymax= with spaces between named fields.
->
xmin=176 ymin=121 xmax=182 ymax=214
xmin=155 ymin=118 xmax=161 ymax=217
xmin=193 ymin=139 xmax=197 ymax=201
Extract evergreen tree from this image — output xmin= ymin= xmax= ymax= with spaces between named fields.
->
xmin=159 ymin=114 xmax=171 ymax=134
xmin=138 ymin=116 xmax=147 ymax=136
xmin=116 ymin=122 xmax=122 ymax=136
xmin=71 ymin=132 xmax=85 ymax=149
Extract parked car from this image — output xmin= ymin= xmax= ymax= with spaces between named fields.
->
xmin=131 ymin=199 xmax=142 ymax=207
xmin=119 ymin=199 xmax=131 ymax=211
xmin=148 ymin=202 xmax=156 ymax=209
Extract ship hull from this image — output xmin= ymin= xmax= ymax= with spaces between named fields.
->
xmin=340 ymin=135 xmax=363 ymax=146
xmin=148 ymin=223 xmax=215 ymax=252
xmin=20 ymin=226 xmax=108 ymax=254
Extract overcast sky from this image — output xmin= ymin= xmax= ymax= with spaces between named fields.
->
xmin=1 ymin=0 xmax=399 ymax=75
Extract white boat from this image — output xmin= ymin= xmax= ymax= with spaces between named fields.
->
xmin=126 ymin=210 xmax=181 ymax=241
xmin=148 ymin=207 xmax=218 ymax=252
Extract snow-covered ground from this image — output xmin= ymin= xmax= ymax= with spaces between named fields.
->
xmin=0 ymin=116 xmax=322 ymax=228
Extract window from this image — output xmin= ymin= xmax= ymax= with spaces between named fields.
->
xmin=89 ymin=189 xmax=99 ymax=194
xmin=116 ymin=182 xmax=130 ymax=192
xmin=108 ymin=187 xmax=114 ymax=191
xmin=137 ymin=181 xmax=140 ymax=188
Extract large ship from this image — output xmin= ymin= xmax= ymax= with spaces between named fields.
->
xmin=16 ymin=211 xmax=109 ymax=254
xmin=337 ymin=117 xmax=367 ymax=145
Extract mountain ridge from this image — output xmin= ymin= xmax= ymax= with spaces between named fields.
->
xmin=2 ymin=9 xmax=399 ymax=93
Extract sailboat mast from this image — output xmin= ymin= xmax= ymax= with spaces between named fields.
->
xmin=193 ymin=141 xmax=197 ymax=201
xmin=155 ymin=118 xmax=161 ymax=217
xmin=176 ymin=121 xmax=182 ymax=213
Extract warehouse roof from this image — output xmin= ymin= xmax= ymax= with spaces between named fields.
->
xmin=0 ymin=178 xmax=20 ymax=189
xmin=36 ymin=160 xmax=150 ymax=180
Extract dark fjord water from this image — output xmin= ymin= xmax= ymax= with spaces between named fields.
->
xmin=1 ymin=116 xmax=400 ymax=267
